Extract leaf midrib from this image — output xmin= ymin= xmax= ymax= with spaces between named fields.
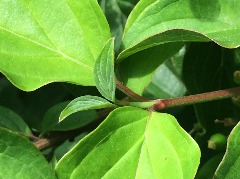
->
xmin=0 ymin=26 xmax=92 ymax=71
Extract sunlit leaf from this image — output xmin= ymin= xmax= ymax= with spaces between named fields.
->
xmin=94 ymin=38 xmax=116 ymax=101
xmin=118 ymin=0 xmax=240 ymax=60
xmin=214 ymin=122 xmax=240 ymax=179
xmin=0 ymin=0 xmax=111 ymax=90
xmin=56 ymin=107 xmax=200 ymax=179
xmin=60 ymin=96 xmax=115 ymax=121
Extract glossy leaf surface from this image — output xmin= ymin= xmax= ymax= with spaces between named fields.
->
xmin=60 ymin=96 xmax=115 ymax=121
xmin=0 ymin=0 xmax=111 ymax=90
xmin=119 ymin=0 xmax=240 ymax=59
xmin=94 ymin=38 xmax=116 ymax=101
xmin=56 ymin=107 xmax=200 ymax=179
xmin=214 ymin=122 xmax=240 ymax=178
xmin=0 ymin=128 xmax=56 ymax=178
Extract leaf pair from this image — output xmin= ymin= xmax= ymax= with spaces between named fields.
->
xmin=60 ymin=38 xmax=116 ymax=121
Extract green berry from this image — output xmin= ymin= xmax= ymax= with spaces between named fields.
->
xmin=233 ymin=71 xmax=240 ymax=86
xmin=208 ymin=133 xmax=227 ymax=151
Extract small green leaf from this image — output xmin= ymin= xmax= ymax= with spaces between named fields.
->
xmin=59 ymin=96 xmax=115 ymax=121
xmin=0 ymin=128 xmax=56 ymax=178
xmin=0 ymin=0 xmax=111 ymax=90
xmin=94 ymin=38 xmax=116 ymax=101
xmin=214 ymin=122 xmax=240 ymax=179
xmin=42 ymin=102 xmax=98 ymax=132
xmin=0 ymin=106 xmax=31 ymax=135
xmin=56 ymin=107 xmax=200 ymax=179
xmin=119 ymin=0 xmax=240 ymax=60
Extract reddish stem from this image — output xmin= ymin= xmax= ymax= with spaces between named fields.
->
xmin=154 ymin=87 xmax=240 ymax=110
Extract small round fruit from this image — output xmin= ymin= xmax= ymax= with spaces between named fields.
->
xmin=208 ymin=133 xmax=227 ymax=151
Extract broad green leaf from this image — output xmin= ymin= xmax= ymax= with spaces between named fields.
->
xmin=42 ymin=102 xmax=98 ymax=132
xmin=118 ymin=43 xmax=183 ymax=95
xmin=56 ymin=107 xmax=200 ymax=179
xmin=0 ymin=128 xmax=56 ymax=178
xmin=118 ymin=0 xmax=240 ymax=60
xmin=0 ymin=0 xmax=111 ymax=91
xmin=94 ymin=38 xmax=116 ymax=101
xmin=0 ymin=106 xmax=31 ymax=135
xmin=60 ymin=95 xmax=115 ymax=121
xmin=214 ymin=122 xmax=240 ymax=179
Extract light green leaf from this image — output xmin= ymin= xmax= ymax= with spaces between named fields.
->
xmin=59 ymin=95 xmax=115 ymax=121
xmin=118 ymin=43 xmax=183 ymax=95
xmin=214 ymin=122 xmax=240 ymax=179
xmin=94 ymin=38 xmax=116 ymax=101
xmin=118 ymin=0 xmax=240 ymax=60
xmin=56 ymin=107 xmax=200 ymax=179
xmin=0 ymin=106 xmax=31 ymax=135
xmin=0 ymin=0 xmax=111 ymax=90
xmin=0 ymin=128 xmax=56 ymax=179
xmin=42 ymin=102 xmax=98 ymax=132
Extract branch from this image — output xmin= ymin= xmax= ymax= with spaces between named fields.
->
xmin=154 ymin=87 xmax=240 ymax=110
xmin=34 ymin=108 xmax=113 ymax=151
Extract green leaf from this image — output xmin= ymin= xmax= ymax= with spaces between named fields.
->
xmin=0 ymin=106 xmax=31 ymax=135
xmin=56 ymin=107 xmax=200 ymax=179
xmin=0 ymin=0 xmax=111 ymax=90
xmin=94 ymin=38 xmax=116 ymax=101
xmin=214 ymin=122 xmax=240 ymax=179
xmin=195 ymin=153 xmax=224 ymax=179
xmin=118 ymin=43 xmax=183 ymax=95
xmin=118 ymin=0 xmax=240 ymax=60
xmin=42 ymin=102 xmax=98 ymax=132
xmin=0 ymin=128 xmax=56 ymax=178
xmin=143 ymin=47 xmax=186 ymax=99
xmin=59 ymin=96 xmax=115 ymax=121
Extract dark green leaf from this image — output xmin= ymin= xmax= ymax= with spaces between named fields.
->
xmin=0 ymin=106 xmax=31 ymax=135
xmin=94 ymin=38 xmax=116 ymax=101
xmin=60 ymin=96 xmax=115 ymax=121
xmin=182 ymin=43 xmax=237 ymax=132
xmin=143 ymin=49 xmax=186 ymax=99
xmin=195 ymin=154 xmax=224 ymax=179
xmin=118 ymin=43 xmax=183 ymax=95
xmin=42 ymin=102 xmax=98 ymax=132
xmin=56 ymin=107 xmax=200 ymax=179
xmin=0 ymin=128 xmax=56 ymax=178
xmin=214 ymin=122 xmax=240 ymax=179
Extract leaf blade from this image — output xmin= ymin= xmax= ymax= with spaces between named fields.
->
xmin=0 ymin=128 xmax=56 ymax=179
xmin=0 ymin=0 xmax=111 ymax=90
xmin=59 ymin=95 xmax=115 ymax=121
xmin=94 ymin=38 xmax=116 ymax=101
xmin=56 ymin=107 xmax=200 ymax=179
xmin=214 ymin=122 xmax=240 ymax=179
xmin=119 ymin=0 xmax=240 ymax=60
